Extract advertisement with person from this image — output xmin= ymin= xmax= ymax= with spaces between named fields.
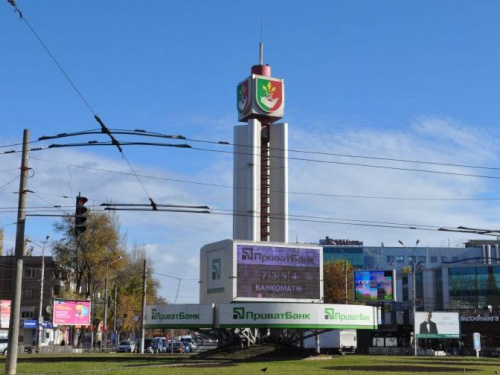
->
xmin=415 ymin=311 xmax=460 ymax=339
xmin=53 ymin=299 xmax=91 ymax=326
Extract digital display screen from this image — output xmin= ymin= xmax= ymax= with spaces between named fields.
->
xmin=354 ymin=270 xmax=395 ymax=301
xmin=53 ymin=299 xmax=91 ymax=326
xmin=236 ymin=244 xmax=321 ymax=300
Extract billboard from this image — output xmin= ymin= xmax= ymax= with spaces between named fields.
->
xmin=145 ymin=304 xmax=213 ymax=328
xmin=0 ymin=300 xmax=11 ymax=328
xmin=354 ymin=270 xmax=396 ymax=301
xmin=53 ymin=299 xmax=91 ymax=326
xmin=219 ymin=303 xmax=377 ymax=329
xmin=236 ymin=244 xmax=321 ymax=301
xmin=415 ymin=312 xmax=460 ymax=339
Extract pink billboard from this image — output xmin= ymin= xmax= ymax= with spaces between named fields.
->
xmin=0 ymin=300 xmax=11 ymax=328
xmin=53 ymin=299 xmax=91 ymax=326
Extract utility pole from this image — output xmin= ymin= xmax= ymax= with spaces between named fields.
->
xmin=113 ymin=285 xmax=117 ymax=346
xmin=399 ymin=239 xmax=420 ymax=357
xmin=5 ymin=129 xmax=30 ymax=375
xmin=103 ymin=261 xmax=109 ymax=351
xmin=140 ymin=259 xmax=147 ymax=354
xmin=37 ymin=235 xmax=49 ymax=351
xmin=103 ymin=256 xmax=122 ymax=350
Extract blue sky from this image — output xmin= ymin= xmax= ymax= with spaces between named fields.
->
xmin=2 ymin=1 xmax=500 ymax=303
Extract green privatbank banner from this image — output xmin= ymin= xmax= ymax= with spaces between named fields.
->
xmin=145 ymin=304 xmax=213 ymax=329
xmin=218 ymin=303 xmax=377 ymax=330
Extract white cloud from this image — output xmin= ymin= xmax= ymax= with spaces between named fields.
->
xmin=1 ymin=115 xmax=499 ymax=303
xmin=287 ymin=115 xmax=500 ymax=247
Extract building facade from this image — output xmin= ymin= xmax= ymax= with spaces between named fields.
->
xmin=0 ymin=255 xmax=63 ymax=346
xmin=320 ymin=237 xmax=500 ymax=353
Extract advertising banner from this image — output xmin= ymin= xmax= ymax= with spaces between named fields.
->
xmin=354 ymin=270 xmax=395 ymax=301
xmin=53 ymin=299 xmax=91 ymax=326
xmin=219 ymin=303 xmax=377 ymax=329
xmin=22 ymin=320 xmax=37 ymax=329
xmin=145 ymin=304 xmax=213 ymax=328
xmin=0 ymin=300 xmax=11 ymax=329
xmin=415 ymin=312 xmax=460 ymax=339
xmin=236 ymin=244 xmax=322 ymax=301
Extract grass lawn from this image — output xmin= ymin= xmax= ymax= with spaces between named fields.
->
xmin=2 ymin=353 xmax=500 ymax=374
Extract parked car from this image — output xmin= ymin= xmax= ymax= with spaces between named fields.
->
xmin=143 ymin=338 xmax=159 ymax=354
xmin=181 ymin=337 xmax=196 ymax=350
xmin=166 ymin=341 xmax=185 ymax=353
xmin=183 ymin=342 xmax=193 ymax=353
xmin=0 ymin=338 xmax=8 ymax=355
xmin=116 ymin=340 xmax=135 ymax=353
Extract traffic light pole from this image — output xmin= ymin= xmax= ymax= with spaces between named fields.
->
xmin=140 ymin=259 xmax=147 ymax=354
xmin=5 ymin=129 xmax=30 ymax=375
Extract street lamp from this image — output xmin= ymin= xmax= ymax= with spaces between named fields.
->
xmin=398 ymin=239 xmax=420 ymax=357
xmin=27 ymin=235 xmax=50 ymax=352
xmin=104 ymin=256 xmax=123 ymax=350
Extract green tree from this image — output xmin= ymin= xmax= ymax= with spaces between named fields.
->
xmin=113 ymin=242 xmax=166 ymax=338
xmin=52 ymin=209 xmax=166 ymax=342
xmin=323 ymin=259 xmax=353 ymax=303
xmin=52 ymin=210 xmax=125 ymax=299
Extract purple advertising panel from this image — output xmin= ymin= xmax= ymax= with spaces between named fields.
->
xmin=0 ymin=300 xmax=11 ymax=328
xmin=354 ymin=270 xmax=396 ymax=301
xmin=236 ymin=244 xmax=321 ymax=300
xmin=53 ymin=299 xmax=91 ymax=326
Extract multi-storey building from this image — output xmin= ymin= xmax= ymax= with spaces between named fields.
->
xmin=321 ymin=237 xmax=500 ymax=353
xmin=0 ymin=255 xmax=63 ymax=346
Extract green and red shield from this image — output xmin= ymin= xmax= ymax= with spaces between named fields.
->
xmin=237 ymin=79 xmax=250 ymax=114
xmin=256 ymin=77 xmax=283 ymax=113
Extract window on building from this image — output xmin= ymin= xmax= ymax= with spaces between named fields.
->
xmin=431 ymin=256 xmax=438 ymax=263
xmin=418 ymin=256 xmax=426 ymax=264
xmin=21 ymin=288 xmax=34 ymax=299
xmin=441 ymin=256 xmax=448 ymax=262
xmin=23 ymin=268 xmax=36 ymax=279
xmin=396 ymin=255 xmax=405 ymax=263
xmin=453 ymin=256 xmax=459 ymax=262
xmin=21 ymin=311 xmax=34 ymax=319
xmin=387 ymin=255 xmax=395 ymax=263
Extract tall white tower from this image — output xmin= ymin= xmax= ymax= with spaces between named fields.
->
xmin=233 ymin=44 xmax=288 ymax=243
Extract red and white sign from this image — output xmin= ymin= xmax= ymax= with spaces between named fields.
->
xmin=0 ymin=300 xmax=11 ymax=328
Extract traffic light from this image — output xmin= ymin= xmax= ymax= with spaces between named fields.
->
xmin=75 ymin=195 xmax=88 ymax=235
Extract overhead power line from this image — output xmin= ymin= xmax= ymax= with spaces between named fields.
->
xmin=38 ymin=127 xmax=500 ymax=174
xmin=5 ymin=2 xmax=160 ymax=210
xmin=0 ymin=128 xmax=497 ymax=183
xmin=37 ymin=127 xmax=500 ymax=173
xmin=31 ymin=138 xmax=500 ymax=180
xmin=38 ymin=130 xmax=500 ymax=180
xmin=101 ymin=202 xmax=210 ymax=214
xmin=0 ymin=199 xmax=492 ymax=238
xmin=25 ymin=156 xmax=500 ymax=202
